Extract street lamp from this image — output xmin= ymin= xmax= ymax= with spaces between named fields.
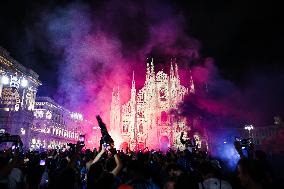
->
xmin=2 ymin=76 xmax=9 ymax=85
xmin=21 ymin=78 xmax=28 ymax=87
xmin=244 ymin=124 xmax=254 ymax=137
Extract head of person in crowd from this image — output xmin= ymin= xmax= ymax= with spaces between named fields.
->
xmin=237 ymin=158 xmax=267 ymax=189
xmin=175 ymin=174 xmax=199 ymax=189
xmin=87 ymin=159 xmax=116 ymax=189
xmin=163 ymin=177 xmax=176 ymax=189
xmin=254 ymin=150 xmax=267 ymax=161
xmin=125 ymin=159 xmax=159 ymax=188
xmin=118 ymin=184 xmax=134 ymax=189
xmin=26 ymin=164 xmax=45 ymax=189
xmin=59 ymin=158 xmax=69 ymax=170
xmin=197 ymin=160 xmax=220 ymax=180
xmin=127 ymin=160 xmax=148 ymax=181
xmin=87 ymin=160 xmax=104 ymax=186
xmin=166 ymin=163 xmax=184 ymax=177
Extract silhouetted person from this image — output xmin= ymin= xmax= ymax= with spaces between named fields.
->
xmin=180 ymin=132 xmax=196 ymax=152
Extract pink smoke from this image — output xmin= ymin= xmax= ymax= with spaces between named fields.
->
xmin=27 ymin=1 xmax=284 ymax=150
xmin=38 ymin=1 xmax=199 ymax=125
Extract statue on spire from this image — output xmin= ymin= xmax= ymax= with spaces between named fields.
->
xmin=150 ymin=58 xmax=155 ymax=76
xmin=170 ymin=58 xmax=175 ymax=78
xmin=174 ymin=60 xmax=180 ymax=79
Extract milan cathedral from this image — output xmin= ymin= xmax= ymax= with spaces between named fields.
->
xmin=110 ymin=59 xmax=195 ymax=150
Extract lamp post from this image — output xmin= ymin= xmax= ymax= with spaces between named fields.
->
xmin=244 ymin=124 xmax=254 ymax=138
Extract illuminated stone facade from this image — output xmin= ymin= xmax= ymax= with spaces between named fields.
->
xmin=110 ymin=59 xmax=195 ymax=150
xmin=0 ymin=46 xmax=41 ymax=112
xmin=0 ymin=47 xmax=89 ymax=149
xmin=0 ymin=46 xmax=41 ymax=147
xmin=31 ymin=97 xmax=88 ymax=149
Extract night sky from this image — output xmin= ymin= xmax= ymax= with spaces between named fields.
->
xmin=0 ymin=0 xmax=283 ymax=125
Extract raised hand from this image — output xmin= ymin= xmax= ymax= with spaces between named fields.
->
xmin=234 ymin=140 xmax=245 ymax=158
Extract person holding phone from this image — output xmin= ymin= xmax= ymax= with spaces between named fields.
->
xmin=79 ymin=135 xmax=85 ymax=146
xmin=87 ymin=116 xmax=122 ymax=189
xmin=39 ymin=160 xmax=45 ymax=166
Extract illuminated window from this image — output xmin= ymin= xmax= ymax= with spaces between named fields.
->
xmin=139 ymin=123 xmax=143 ymax=132
xmin=123 ymin=124 xmax=128 ymax=132
xmin=46 ymin=111 xmax=52 ymax=119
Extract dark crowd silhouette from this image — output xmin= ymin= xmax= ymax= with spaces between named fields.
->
xmin=0 ymin=116 xmax=283 ymax=189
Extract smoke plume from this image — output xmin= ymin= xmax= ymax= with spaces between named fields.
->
xmin=3 ymin=1 xmax=284 ymax=152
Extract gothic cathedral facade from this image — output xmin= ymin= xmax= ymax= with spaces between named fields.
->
xmin=110 ymin=59 xmax=195 ymax=150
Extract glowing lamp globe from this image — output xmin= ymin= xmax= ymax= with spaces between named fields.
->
xmin=21 ymin=78 xmax=28 ymax=87
xmin=2 ymin=76 xmax=9 ymax=85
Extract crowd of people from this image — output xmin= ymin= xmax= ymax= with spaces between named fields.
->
xmin=0 ymin=117 xmax=283 ymax=189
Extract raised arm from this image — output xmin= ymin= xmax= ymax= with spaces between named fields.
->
xmin=234 ymin=140 xmax=245 ymax=159
xmin=91 ymin=145 xmax=106 ymax=165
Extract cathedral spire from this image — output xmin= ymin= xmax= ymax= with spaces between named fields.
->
xmin=131 ymin=71 xmax=136 ymax=102
xmin=132 ymin=71 xmax=135 ymax=89
xmin=117 ymin=85 xmax=120 ymax=100
xmin=111 ymin=86 xmax=120 ymax=105
xmin=174 ymin=59 xmax=179 ymax=79
xmin=170 ymin=58 xmax=174 ymax=78
xmin=189 ymin=69 xmax=195 ymax=93
xmin=150 ymin=58 xmax=155 ymax=76
xmin=146 ymin=58 xmax=150 ymax=80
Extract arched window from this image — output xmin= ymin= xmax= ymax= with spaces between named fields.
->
xmin=161 ymin=111 xmax=167 ymax=122
xmin=123 ymin=125 xmax=128 ymax=132
xmin=139 ymin=123 xmax=143 ymax=133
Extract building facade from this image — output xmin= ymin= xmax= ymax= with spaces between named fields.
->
xmin=0 ymin=47 xmax=89 ymax=149
xmin=31 ymin=96 xmax=89 ymax=149
xmin=237 ymin=123 xmax=284 ymax=153
xmin=0 ymin=46 xmax=41 ymax=147
xmin=110 ymin=59 xmax=196 ymax=150
xmin=216 ymin=118 xmax=284 ymax=155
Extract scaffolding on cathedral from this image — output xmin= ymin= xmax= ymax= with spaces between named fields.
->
xmin=110 ymin=59 xmax=196 ymax=150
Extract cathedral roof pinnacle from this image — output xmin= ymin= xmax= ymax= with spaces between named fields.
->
xmin=132 ymin=71 xmax=135 ymax=89
xmin=174 ymin=60 xmax=179 ymax=79
xmin=189 ymin=69 xmax=195 ymax=93
xmin=170 ymin=58 xmax=174 ymax=78
xmin=150 ymin=58 xmax=155 ymax=75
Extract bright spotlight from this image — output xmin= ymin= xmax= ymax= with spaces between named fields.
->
xmin=21 ymin=128 xmax=26 ymax=135
xmin=21 ymin=78 xmax=28 ymax=87
xmin=2 ymin=76 xmax=9 ymax=85
xmin=244 ymin=125 xmax=254 ymax=131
